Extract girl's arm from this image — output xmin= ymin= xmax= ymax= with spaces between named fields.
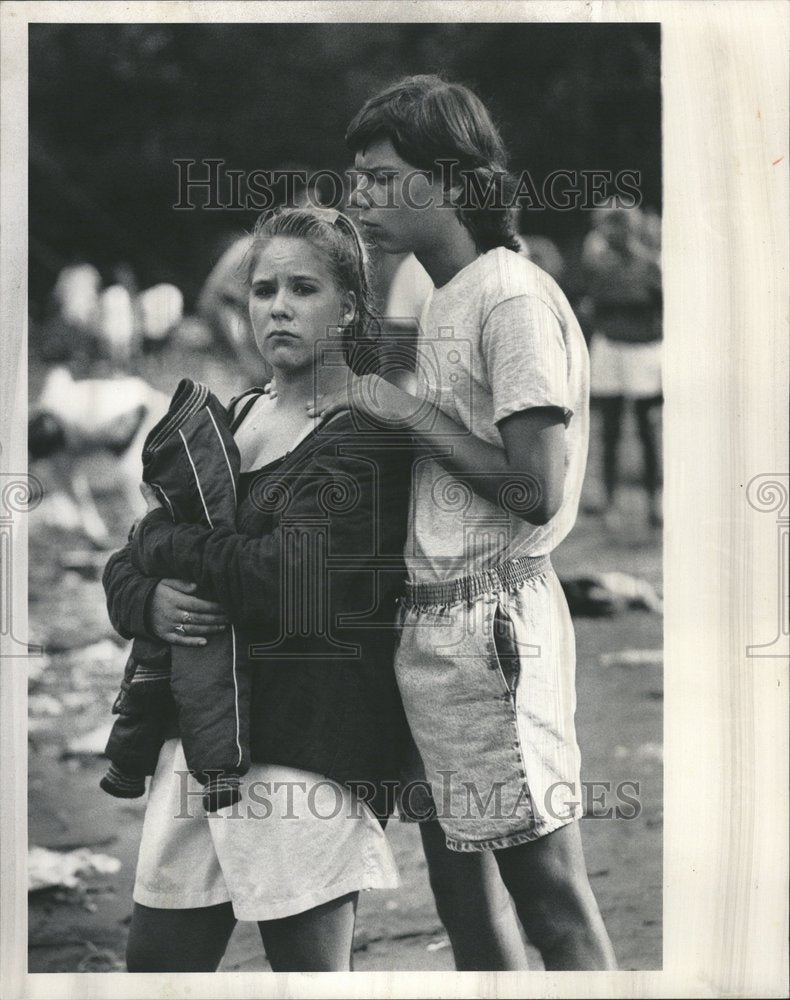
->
xmin=103 ymin=545 xmax=161 ymax=641
xmin=103 ymin=544 xmax=228 ymax=646
xmin=131 ymin=428 xmax=403 ymax=630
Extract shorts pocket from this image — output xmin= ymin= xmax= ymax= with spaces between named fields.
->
xmin=492 ymin=601 xmax=521 ymax=698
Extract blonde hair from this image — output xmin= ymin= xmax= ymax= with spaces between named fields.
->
xmin=245 ymin=207 xmax=381 ymax=374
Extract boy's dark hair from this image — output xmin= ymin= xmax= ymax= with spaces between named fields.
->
xmin=346 ymin=75 xmax=520 ymax=255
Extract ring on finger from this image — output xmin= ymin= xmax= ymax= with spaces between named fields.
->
xmin=175 ymin=623 xmax=186 ymax=635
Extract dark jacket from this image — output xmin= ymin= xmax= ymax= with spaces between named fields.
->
xmin=104 ymin=402 xmax=414 ymax=819
xmin=102 ymin=380 xmax=247 ymax=811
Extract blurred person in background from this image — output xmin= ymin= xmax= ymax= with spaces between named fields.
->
xmin=196 ymin=233 xmax=260 ymax=371
xmin=39 ymin=261 xmax=184 ymax=373
xmin=517 ymin=233 xmax=566 ymax=286
xmin=581 ymin=204 xmax=663 ymax=528
xmin=28 ymin=367 xmax=170 ymax=547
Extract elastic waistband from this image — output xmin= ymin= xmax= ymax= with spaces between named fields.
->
xmin=404 ymin=554 xmax=552 ymax=607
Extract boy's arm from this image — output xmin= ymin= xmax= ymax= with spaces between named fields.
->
xmin=371 ymin=388 xmax=565 ymax=525
xmin=417 ymin=403 xmax=566 ymax=525
xmin=310 ymin=292 xmax=570 ymax=525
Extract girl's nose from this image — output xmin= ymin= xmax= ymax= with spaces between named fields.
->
xmin=270 ymin=288 xmax=292 ymax=317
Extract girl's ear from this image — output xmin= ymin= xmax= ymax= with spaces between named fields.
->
xmin=340 ymin=290 xmax=357 ymax=326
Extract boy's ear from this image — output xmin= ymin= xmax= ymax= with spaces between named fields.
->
xmin=443 ymin=181 xmax=465 ymax=208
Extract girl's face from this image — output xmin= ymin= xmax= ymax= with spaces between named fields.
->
xmin=248 ymin=236 xmax=355 ymax=373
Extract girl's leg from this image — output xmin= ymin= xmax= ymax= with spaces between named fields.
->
xmin=493 ymin=822 xmax=617 ymax=971
xmin=599 ymin=395 xmax=625 ymax=505
xmin=419 ymin=819 xmax=529 ymax=970
xmin=257 ymin=891 xmax=358 ymax=972
xmin=126 ymin=901 xmax=237 ymax=971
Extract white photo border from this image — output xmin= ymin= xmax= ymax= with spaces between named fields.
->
xmin=2 ymin=2 xmax=788 ymax=998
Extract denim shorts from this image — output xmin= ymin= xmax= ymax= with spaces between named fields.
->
xmin=394 ymin=555 xmax=583 ymax=852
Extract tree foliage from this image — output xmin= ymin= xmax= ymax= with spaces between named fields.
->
xmin=29 ymin=22 xmax=660 ymax=308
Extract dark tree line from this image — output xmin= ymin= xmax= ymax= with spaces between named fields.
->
xmin=29 ymin=22 xmax=660 ymax=310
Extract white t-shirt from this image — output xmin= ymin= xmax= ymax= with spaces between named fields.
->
xmin=406 ymin=246 xmax=589 ymax=582
xmin=385 ymin=252 xmax=434 ymax=323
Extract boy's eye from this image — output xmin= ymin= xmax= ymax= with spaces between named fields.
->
xmin=354 ymin=169 xmax=375 ymax=186
xmin=252 ymin=284 xmax=274 ymax=298
xmin=293 ymin=283 xmax=316 ymax=295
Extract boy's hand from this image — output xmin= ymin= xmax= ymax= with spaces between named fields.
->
xmin=307 ymin=373 xmax=416 ymax=429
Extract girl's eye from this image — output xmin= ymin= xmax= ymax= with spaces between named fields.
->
xmin=252 ymin=285 xmax=274 ymax=298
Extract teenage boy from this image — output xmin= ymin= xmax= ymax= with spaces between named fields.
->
xmin=313 ymin=75 xmax=616 ymax=971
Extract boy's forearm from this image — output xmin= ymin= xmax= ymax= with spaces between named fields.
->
xmin=408 ymin=404 xmax=546 ymax=523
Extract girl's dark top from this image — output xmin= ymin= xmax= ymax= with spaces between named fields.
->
xmin=103 ymin=392 xmax=415 ymax=812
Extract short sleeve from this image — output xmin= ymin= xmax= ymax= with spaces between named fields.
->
xmin=481 ymin=294 xmax=571 ymax=426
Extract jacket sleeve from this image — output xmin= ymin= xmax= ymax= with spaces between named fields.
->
xmin=102 ymin=544 xmax=160 ymax=641
xmin=131 ymin=430 xmax=402 ymax=632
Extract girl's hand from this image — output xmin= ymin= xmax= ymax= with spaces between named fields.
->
xmin=148 ymin=578 xmax=228 ymax=646
xmin=263 ymin=377 xmax=278 ymax=399
xmin=139 ymin=482 xmax=164 ymax=514
xmin=307 ymin=373 xmax=416 ymax=429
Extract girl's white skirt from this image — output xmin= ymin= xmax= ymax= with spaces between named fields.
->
xmin=133 ymin=739 xmax=399 ymax=921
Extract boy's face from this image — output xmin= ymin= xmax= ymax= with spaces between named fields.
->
xmin=350 ymin=138 xmax=448 ymax=255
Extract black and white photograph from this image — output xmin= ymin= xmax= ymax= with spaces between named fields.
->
xmin=1 ymin=2 xmax=787 ymax=997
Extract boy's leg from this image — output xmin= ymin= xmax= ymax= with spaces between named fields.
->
xmin=599 ymin=395 xmax=625 ymax=504
xmin=257 ymin=891 xmax=358 ymax=972
xmin=419 ymin=819 xmax=529 ymax=970
xmin=493 ymin=822 xmax=617 ymax=971
xmin=126 ymin=901 xmax=237 ymax=971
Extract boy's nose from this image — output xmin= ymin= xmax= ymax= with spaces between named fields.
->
xmin=349 ymin=173 xmax=372 ymax=210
